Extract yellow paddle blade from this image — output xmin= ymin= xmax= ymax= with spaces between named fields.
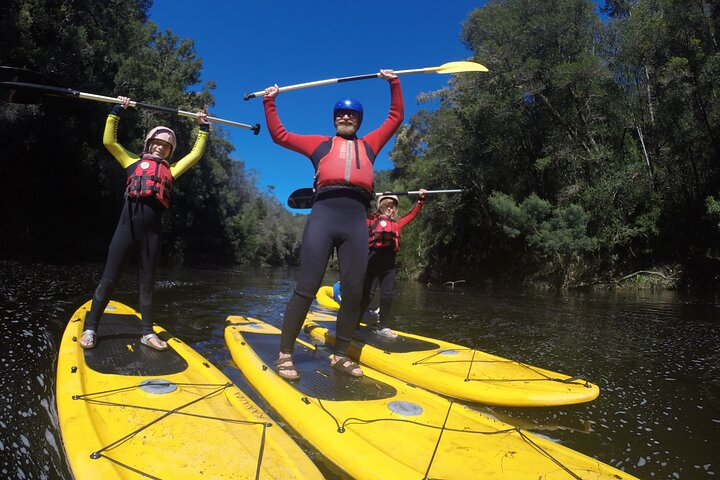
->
xmin=431 ymin=61 xmax=489 ymax=73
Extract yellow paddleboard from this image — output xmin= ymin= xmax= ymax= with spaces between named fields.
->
xmin=308 ymin=294 xmax=600 ymax=407
xmin=225 ymin=315 xmax=637 ymax=480
xmin=57 ymin=300 xmax=323 ymax=479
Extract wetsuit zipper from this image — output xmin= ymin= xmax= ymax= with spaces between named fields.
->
xmin=343 ymin=139 xmax=361 ymax=183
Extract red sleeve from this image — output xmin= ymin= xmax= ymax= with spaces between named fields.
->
xmin=263 ymin=96 xmax=328 ymax=157
xmin=398 ymin=199 xmax=425 ymax=230
xmin=362 ymin=77 xmax=404 ymax=155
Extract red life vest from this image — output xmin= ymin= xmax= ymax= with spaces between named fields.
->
xmin=315 ymin=137 xmax=374 ymax=193
xmin=125 ymin=154 xmax=173 ymax=208
xmin=369 ymin=214 xmax=400 ymax=251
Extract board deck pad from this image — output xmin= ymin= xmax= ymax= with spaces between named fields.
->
xmin=242 ymin=331 xmax=396 ymax=401
xmin=83 ymin=313 xmax=187 ymax=376
xmin=351 ymin=324 xmax=439 ymax=353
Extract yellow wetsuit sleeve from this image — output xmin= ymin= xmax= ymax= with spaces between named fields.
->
xmin=103 ymin=113 xmax=139 ymax=168
xmin=169 ymin=127 xmax=209 ymax=179
xmin=104 ymin=112 xmax=209 ymax=178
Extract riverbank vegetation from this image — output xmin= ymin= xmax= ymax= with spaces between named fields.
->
xmin=385 ymin=0 xmax=720 ymax=290
xmin=3 ymin=0 xmax=720 ymax=290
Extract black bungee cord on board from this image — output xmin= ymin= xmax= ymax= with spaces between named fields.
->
xmin=411 ymin=347 xmax=591 ymax=386
xmin=73 ymin=381 xmax=271 ymax=480
xmin=304 ymin=390 xmax=585 ymax=480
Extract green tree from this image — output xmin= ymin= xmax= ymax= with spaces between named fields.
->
xmin=489 ymin=192 xmax=597 ymax=288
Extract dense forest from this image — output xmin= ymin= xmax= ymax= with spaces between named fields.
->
xmin=3 ymin=0 xmax=720 ymax=290
xmin=389 ymin=0 xmax=720 ymax=289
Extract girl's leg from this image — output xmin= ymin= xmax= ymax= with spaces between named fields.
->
xmin=357 ymin=251 xmax=378 ymax=328
xmin=137 ymin=222 xmax=162 ymax=336
xmin=377 ymin=267 xmax=397 ymax=328
xmin=83 ymin=209 xmax=133 ymax=333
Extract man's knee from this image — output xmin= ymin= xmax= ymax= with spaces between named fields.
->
xmin=292 ymin=288 xmax=316 ymax=301
xmin=94 ymin=279 xmax=116 ymax=301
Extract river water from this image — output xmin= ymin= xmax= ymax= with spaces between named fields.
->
xmin=1 ymin=260 xmax=718 ymax=479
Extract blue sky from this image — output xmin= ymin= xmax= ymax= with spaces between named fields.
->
xmin=149 ymin=1 xmax=486 ymax=209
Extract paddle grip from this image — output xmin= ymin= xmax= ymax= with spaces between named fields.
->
xmin=337 ymin=73 xmax=381 ymax=83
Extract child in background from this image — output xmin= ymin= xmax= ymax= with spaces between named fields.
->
xmin=359 ymin=189 xmax=426 ymax=338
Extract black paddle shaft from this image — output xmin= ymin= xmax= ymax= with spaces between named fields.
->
xmin=1 ymin=78 xmax=261 ymax=134
xmin=286 ymin=187 xmax=463 ymax=209
xmin=1 ymin=81 xmax=179 ymax=113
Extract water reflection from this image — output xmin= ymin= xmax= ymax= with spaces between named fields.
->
xmin=1 ymin=261 xmax=718 ymax=479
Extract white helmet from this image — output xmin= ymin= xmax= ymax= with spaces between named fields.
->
xmin=144 ymin=126 xmax=177 ymax=155
xmin=376 ymin=193 xmax=399 ymax=211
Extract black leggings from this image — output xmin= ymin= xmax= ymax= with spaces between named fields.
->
xmin=83 ymin=199 xmax=163 ymax=335
xmin=280 ymin=192 xmax=369 ymax=355
xmin=360 ymin=247 xmax=397 ymax=328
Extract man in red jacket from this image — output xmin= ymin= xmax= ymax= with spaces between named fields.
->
xmin=263 ymin=69 xmax=404 ymax=379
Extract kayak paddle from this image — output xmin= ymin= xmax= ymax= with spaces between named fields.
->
xmin=244 ymin=60 xmax=488 ymax=100
xmin=0 ymin=66 xmax=261 ymax=134
xmin=287 ymin=187 xmax=463 ymax=209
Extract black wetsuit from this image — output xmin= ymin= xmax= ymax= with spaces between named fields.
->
xmin=279 ymin=189 xmax=371 ymax=353
xmin=83 ymin=106 xmax=208 ymax=335
xmin=361 ymin=247 xmax=398 ymax=328
xmin=84 ymin=198 xmax=165 ymax=335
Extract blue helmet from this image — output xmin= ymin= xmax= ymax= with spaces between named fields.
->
xmin=333 ymin=97 xmax=363 ymax=123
